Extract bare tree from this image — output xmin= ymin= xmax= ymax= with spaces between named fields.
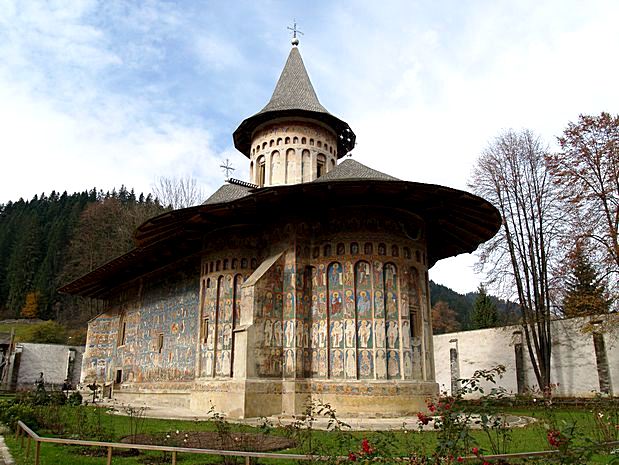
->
xmin=469 ymin=129 xmax=565 ymax=391
xmin=151 ymin=175 xmax=205 ymax=209
xmin=547 ymin=113 xmax=619 ymax=294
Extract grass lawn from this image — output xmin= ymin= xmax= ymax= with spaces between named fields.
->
xmin=0 ymin=321 xmax=43 ymax=341
xmin=3 ymin=405 xmax=617 ymax=464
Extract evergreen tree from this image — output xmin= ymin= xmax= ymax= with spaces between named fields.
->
xmin=563 ymin=243 xmax=611 ymax=317
xmin=470 ymin=284 xmax=498 ymax=329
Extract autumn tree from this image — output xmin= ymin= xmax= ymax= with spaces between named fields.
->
xmin=563 ymin=241 xmax=611 ymax=317
xmin=151 ymin=175 xmax=205 ymax=209
xmin=470 ymin=129 xmax=564 ymax=390
xmin=20 ymin=291 xmax=39 ymax=318
xmin=431 ymin=301 xmax=461 ymax=334
xmin=470 ymin=284 xmax=498 ymax=329
xmin=547 ymin=113 xmax=619 ymax=297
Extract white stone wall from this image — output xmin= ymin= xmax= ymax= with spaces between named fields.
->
xmin=15 ymin=343 xmax=84 ymax=389
xmin=433 ymin=316 xmax=619 ymax=398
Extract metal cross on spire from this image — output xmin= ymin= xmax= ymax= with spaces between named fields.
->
xmin=287 ymin=19 xmax=304 ymax=46
xmin=220 ymin=158 xmax=235 ymax=179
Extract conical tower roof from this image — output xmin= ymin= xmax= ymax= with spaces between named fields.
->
xmin=259 ymin=47 xmax=328 ymax=114
xmin=233 ymin=46 xmax=355 ymax=158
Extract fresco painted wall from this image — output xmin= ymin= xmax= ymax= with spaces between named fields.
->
xmin=81 ymin=274 xmax=200 ymax=384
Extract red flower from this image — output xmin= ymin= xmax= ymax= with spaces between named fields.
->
xmin=457 ymin=457 xmax=464 ymax=463
xmin=348 ymin=452 xmax=357 ymax=461
xmin=471 ymin=447 xmax=479 ymax=455
xmin=483 ymin=462 xmax=491 ymax=465
xmin=428 ymin=403 xmax=437 ymax=413
xmin=547 ymin=430 xmax=566 ymax=448
xmin=417 ymin=412 xmax=430 ymax=425
xmin=361 ymin=438 xmax=373 ymax=454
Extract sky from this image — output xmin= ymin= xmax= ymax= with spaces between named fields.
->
xmin=1 ymin=0 xmax=618 ymax=294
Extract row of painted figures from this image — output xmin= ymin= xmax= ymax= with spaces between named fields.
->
xmin=261 ymin=318 xmax=413 ymax=350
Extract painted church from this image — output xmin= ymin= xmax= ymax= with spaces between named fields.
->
xmin=62 ymin=40 xmax=501 ymax=418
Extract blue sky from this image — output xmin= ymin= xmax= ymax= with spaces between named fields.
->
xmin=1 ymin=0 xmax=618 ymax=293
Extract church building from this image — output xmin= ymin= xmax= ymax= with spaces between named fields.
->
xmin=62 ymin=39 xmax=501 ymax=418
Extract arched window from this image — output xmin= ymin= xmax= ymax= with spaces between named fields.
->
xmin=231 ymin=258 xmax=238 ymax=269
xmin=285 ymin=137 xmax=290 ymax=144
xmin=262 ymin=142 xmax=267 ymax=150
xmin=317 ymin=154 xmax=326 ymax=178
xmin=209 ymin=262 xmax=214 ymax=273
xmin=336 ymin=243 xmax=345 ymax=255
xmin=310 ymin=138 xmax=315 ymax=146
xmin=317 ymin=140 xmax=322 ymax=148
xmin=391 ymin=245 xmax=399 ymax=257
xmin=293 ymin=136 xmax=299 ymax=144
xmin=257 ymin=155 xmax=266 ymax=187
xmin=364 ymin=242 xmax=373 ymax=255
xmin=404 ymin=247 xmax=411 ymax=259
xmin=269 ymin=139 xmax=274 ymax=147
xmin=323 ymin=244 xmax=332 ymax=257
xmin=223 ymin=259 xmax=229 ymax=270
xmin=350 ymin=242 xmax=359 ymax=255
xmin=241 ymin=258 xmax=248 ymax=269
xmin=216 ymin=260 xmax=221 ymax=271
xmin=378 ymin=243 xmax=386 ymax=255
xmin=301 ymin=137 xmax=307 ymax=144
xmin=277 ymin=138 xmax=282 ymax=145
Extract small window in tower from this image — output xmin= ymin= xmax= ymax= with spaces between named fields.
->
xmin=231 ymin=258 xmax=238 ymax=269
xmin=270 ymin=139 xmax=274 ymax=147
xmin=216 ymin=260 xmax=221 ymax=271
xmin=258 ymin=161 xmax=266 ymax=187
xmin=317 ymin=141 xmax=322 ymax=148
xmin=310 ymin=138 xmax=314 ymax=146
xmin=364 ymin=242 xmax=373 ymax=255
xmin=241 ymin=258 xmax=248 ymax=269
xmin=392 ymin=245 xmax=399 ymax=257
xmin=404 ymin=247 xmax=411 ymax=259
xmin=209 ymin=262 xmax=214 ymax=273
xmin=293 ymin=136 xmax=299 ymax=144
xmin=262 ymin=142 xmax=267 ymax=150
xmin=301 ymin=137 xmax=307 ymax=144
xmin=157 ymin=333 xmax=164 ymax=353
xmin=277 ymin=138 xmax=282 ymax=145
xmin=285 ymin=137 xmax=290 ymax=144
xmin=223 ymin=259 xmax=229 ymax=270
xmin=317 ymin=154 xmax=326 ymax=178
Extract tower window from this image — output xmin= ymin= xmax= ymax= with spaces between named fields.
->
xmin=317 ymin=154 xmax=326 ymax=178
xmin=258 ymin=156 xmax=266 ymax=187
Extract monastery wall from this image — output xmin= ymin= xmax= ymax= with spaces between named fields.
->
xmin=81 ymin=272 xmax=200 ymax=387
xmin=433 ymin=315 xmax=619 ymax=398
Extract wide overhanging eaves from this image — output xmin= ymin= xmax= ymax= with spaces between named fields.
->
xmin=60 ymin=180 xmax=501 ymax=297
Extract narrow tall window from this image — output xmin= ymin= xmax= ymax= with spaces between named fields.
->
xmin=117 ymin=313 xmax=126 ymax=346
xmin=317 ymin=154 xmax=326 ymax=178
xmin=157 ymin=333 xmax=164 ymax=353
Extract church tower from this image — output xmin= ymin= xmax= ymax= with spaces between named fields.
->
xmin=233 ymin=40 xmax=355 ymax=187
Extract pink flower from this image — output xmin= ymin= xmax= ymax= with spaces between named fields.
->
xmin=348 ymin=452 xmax=357 ymax=461
xmin=471 ymin=447 xmax=479 ymax=455
xmin=361 ymin=438 xmax=373 ymax=454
